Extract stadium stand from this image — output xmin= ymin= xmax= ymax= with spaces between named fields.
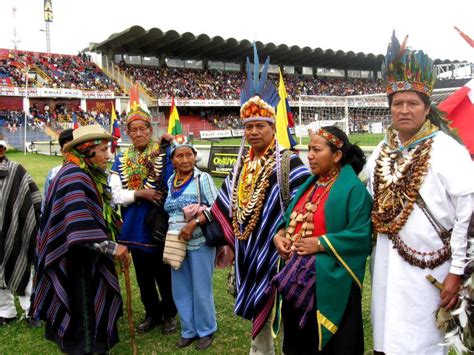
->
xmin=121 ymin=64 xmax=385 ymax=100
xmin=0 ymin=49 xmax=124 ymax=94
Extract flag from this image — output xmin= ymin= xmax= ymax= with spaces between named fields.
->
xmin=167 ymin=97 xmax=182 ymax=135
xmin=438 ymin=79 xmax=474 ymax=155
xmin=275 ymin=68 xmax=297 ymax=149
xmin=129 ymin=83 xmax=140 ymax=111
xmin=72 ymin=112 xmax=78 ymax=129
xmin=454 ymin=26 xmax=474 ymax=48
xmin=110 ymin=104 xmax=120 ymax=153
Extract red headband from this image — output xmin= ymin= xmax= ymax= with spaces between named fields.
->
xmin=315 ymin=128 xmax=344 ymax=149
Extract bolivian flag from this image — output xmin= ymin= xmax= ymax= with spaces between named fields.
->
xmin=167 ymin=97 xmax=182 ymax=135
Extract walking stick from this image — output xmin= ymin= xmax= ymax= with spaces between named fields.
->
xmin=426 ymin=274 xmax=443 ymax=290
xmin=123 ymin=263 xmax=138 ymax=355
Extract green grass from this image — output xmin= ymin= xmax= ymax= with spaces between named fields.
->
xmin=1 ymin=152 xmax=374 ymax=354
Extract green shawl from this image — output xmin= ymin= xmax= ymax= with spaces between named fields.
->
xmin=282 ymin=164 xmax=372 ymax=350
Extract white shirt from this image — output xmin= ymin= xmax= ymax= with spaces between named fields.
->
xmin=365 ymin=131 xmax=474 ymax=354
xmin=109 ymin=172 xmax=136 ymax=206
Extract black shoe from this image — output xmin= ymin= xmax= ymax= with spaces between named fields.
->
xmin=176 ymin=336 xmax=198 ymax=348
xmin=162 ymin=317 xmax=178 ymax=335
xmin=0 ymin=316 xmax=16 ymax=325
xmin=196 ymin=333 xmax=214 ymax=350
xmin=136 ymin=316 xmax=156 ymax=333
xmin=26 ymin=317 xmax=42 ymax=328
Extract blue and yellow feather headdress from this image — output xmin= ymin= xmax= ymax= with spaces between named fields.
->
xmin=239 ymin=44 xmax=280 ymax=124
xmin=382 ymin=31 xmax=436 ymax=97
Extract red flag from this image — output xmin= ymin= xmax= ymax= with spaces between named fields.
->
xmin=72 ymin=112 xmax=79 ymax=129
xmin=454 ymin=26 xmax=474 ymax=48
xmin=110 ymin=104 xmax=120 ymax=153
xmin=438 ymin=80 xmax=474 ymax=155
xmin=129 ymin=83 xmax=140 ymax=111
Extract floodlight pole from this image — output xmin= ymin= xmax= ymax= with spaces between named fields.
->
xmin=45 ymin=22 xmax=51 ymax=53
xmin=24 ymin=68 xmax=29 ymax=155
xmin=298 ymin=95 xmax=302 ymax=146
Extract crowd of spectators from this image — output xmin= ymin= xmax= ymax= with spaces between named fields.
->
xmin=0 ymin=50 xmax=124 ymax=94
xmin=0 ymin=105 xmax=126 ymax=134
xmin=1 ymin=50 xmax=469 ymax=103
xmin=123 ymin=65 xmax=244 ymax=100
xmin=199 ymin=108 xmax=242 ymax=129
xmin=121 ymin=63 xmax=385 ymax=100
xmin=349 ymin=113 xmax=391 ymax=133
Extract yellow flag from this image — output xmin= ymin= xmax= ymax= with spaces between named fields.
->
xmin=276 ymin=68 xmax=291 ymax=149
xmin=167 ymin=97 xmax=182 ymax=135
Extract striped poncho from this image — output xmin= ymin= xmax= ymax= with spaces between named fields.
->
xmin=0 ymin=158 xmax=41 ymax=295
xmin=212 ymin=151 xmax=310 ymax=338
xmin=32 ymin=163 xmax=122 ymax=343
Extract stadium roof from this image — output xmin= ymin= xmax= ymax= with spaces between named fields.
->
xmin=90 ymin=26 xmax=460 ymax=71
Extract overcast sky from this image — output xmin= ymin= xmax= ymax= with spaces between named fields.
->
xmin=0 ymin=0 xmax=473 ymax=63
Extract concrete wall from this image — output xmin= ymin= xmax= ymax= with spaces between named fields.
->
xmin=33 ymin=142 xmax=376 ymax=171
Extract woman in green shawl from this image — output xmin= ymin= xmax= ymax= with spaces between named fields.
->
xmin=273 ymin=126 xmax=372 ymax=354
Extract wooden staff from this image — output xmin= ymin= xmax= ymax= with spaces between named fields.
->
xmin=123 ymin=264 xmax=138 ymax=355
xmin=426 ymin=274 xmax=443 ymax=290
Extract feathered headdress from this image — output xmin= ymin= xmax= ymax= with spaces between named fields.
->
xmin=239 ymin=44 xmax=280 ymax=124
xmin=228 ymin=44 xmax=286 ymax=217
xmin=126 ymin=83 xmax=151 ymax=126
xmin=382 ymin=31 xmax=436 ymax=97
xmin=383 ymin=31 xmax=463 ymax=144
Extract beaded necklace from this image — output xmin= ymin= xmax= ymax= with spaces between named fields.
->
xmin=118 ymin=141 xmax=164 ymax=190
xmin=231 ymin=140 xmax=276 ymax=241
xmin=372 ymin=121 xmax=451 ymax=268
xmin=170 ymin=171 xmax=194 ymax=198
xmin=237 ymin=142 xmax=273 ymax=209
xmin=285 ymin=169 xmax=339 ymax=242
xmin=372 ymin=121 xmax=437 ymax=235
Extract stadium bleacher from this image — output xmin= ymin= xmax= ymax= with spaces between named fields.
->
xmin=121 ymin=63 xmax=385 ymax=100
xmin=0 ymin=49 xmax=124 ymax=94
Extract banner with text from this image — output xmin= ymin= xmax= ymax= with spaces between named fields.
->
xmin=200 ymin=130 xmax=233 ymax=139
xmin=208 ymin=145 xmax=248 ymax=177
xmin=0 ymin=87 xmax=114 ymax=99
xmin=157 ymin=98 xmax=240 ymax=107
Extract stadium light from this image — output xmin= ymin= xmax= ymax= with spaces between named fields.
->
xmin=24 ymin=65 xmax=30 ymax=155
xmin=23 ymin=66 xmax=30 ymax=155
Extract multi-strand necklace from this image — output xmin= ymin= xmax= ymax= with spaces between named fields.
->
xmin=372 ymin=125 xmax=435 ymax=236
xmin=372 ymin=122 xmax=451 ymax=268
xmin=171 ymin=171 xmax=194 ymax=197
xmin=231 ymin=141 xmax=276 ymax=241
xmin=118 ymin=141 xmax=164 ymax=190
xmin=285 ymin=169 xmax=339 ymax=242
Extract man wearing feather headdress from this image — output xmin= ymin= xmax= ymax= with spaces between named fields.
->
xmin=109 ymin=97 xmax=178 ymax=335
xmin=208 ymin=46 xmax=310 ymax=354
xmin=365 ymin=32 xmax=474 ymax=354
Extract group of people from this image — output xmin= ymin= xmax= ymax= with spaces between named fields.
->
xmin=0 ymin=32 xmax=472 ymax=355
xmin=0 ymin=49 xmax=123 ymax=94
xmin=123 ymin=65 xmax=245 ymax=100
xmin=121 ymin=63 xmax=386 ymax=100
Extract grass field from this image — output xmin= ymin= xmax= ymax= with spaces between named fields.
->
xmin=0 ymin=151 xmax=374 ymax=354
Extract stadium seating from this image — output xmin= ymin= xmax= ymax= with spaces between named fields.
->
xmin=121 ymin=64 xmax=385 ymax=100
xmin=0 ymin=49 xmax=124 ymax=94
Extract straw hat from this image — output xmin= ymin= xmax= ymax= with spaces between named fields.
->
xmin=63 ymin=124 xmax=116 ymax=152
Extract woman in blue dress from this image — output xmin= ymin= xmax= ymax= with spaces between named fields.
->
xmin=164 ymin=138 xmax=218 ymax=350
